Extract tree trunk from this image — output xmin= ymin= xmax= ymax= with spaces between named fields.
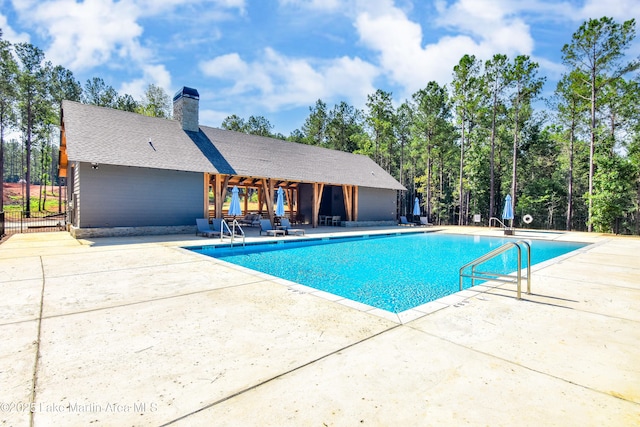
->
xmin=458 ymin=120 xmax=465 ymax=226
xmin=566 ymin=119 xmax=575 ymax=231
xmin=426 ymin=132 xmax=432 ymax=220
xmin=25 ymin=106 xmax=32 ymax=216
xmin=511 ymin=105 xmax=519 ymax=226
xmin=489 ymin=91 xmax=498 ymax=220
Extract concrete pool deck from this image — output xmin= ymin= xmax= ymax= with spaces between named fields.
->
xmin=0 ymin=226 xmax=638 ymax=426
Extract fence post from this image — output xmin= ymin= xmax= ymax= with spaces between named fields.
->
xmin=0 ymin=212 xmax=4 ymax=237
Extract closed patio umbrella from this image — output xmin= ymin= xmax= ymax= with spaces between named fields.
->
xmin=275 ymin=187 xmax=285 ymax=217
xmin=228 ymin=186 xmax=242 ymax=218
xmin=412 ymin=197 xmax=420 ymax=217
xmin=502 ymin=194 xmax=514 ymax=229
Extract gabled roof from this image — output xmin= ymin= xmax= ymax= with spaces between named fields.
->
xmin=61 ymin=100 xmax=405 ymax=190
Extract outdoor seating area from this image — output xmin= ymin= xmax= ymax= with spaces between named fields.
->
xmin=259 ymin=219 xmax=285 ymax=236
xmin=238 ymin=213 xmax=262 ymax=227
xmin=278 ymin=218 xmax=305 ymax=236
xmin=319 ymin=215 xmax=341 ymax=226
xmin=399 ymin=216 xmax=416 ymax=226
xmin=196 ymin=218 xmax=217 ymax=237
xmin=419 ymin=216 xmax=433 ymax=226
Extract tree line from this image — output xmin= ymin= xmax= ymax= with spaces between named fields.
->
xmin=2 ymin=17 xmax=639 ymax=234
xmin=222 ymin=17 xmax=640 ymax=235
xmin=0 ymin=28 xmax=171 ymax=213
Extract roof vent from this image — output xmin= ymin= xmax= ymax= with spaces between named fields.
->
xmin=173 ymin=87 xmax=199 ymax=132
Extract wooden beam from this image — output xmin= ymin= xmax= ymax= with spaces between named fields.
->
xmin=285 ymin=188 xmax=294 ymax=218
xmin=243 ymin=187 xmax=248 ymax=214
xmin=353 ymin=185 xmax=358 ymax=221
xmin=312 ymin=182 xmax=324 ymax=228
xmin=342 ymin=185 xmax=353 ymax=221
xmin=204 ymin=173 xmax=210 ymax=218
xmin=214 ymin=174 xmax=230 ymax=218
xmin=261 ymin=178 xmax=275 ymax=224
xmin=213 ymin=174 xmax=221 ymax=219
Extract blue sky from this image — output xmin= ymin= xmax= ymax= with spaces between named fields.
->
xmin=2 ymin=0 xmax=639 ymax=135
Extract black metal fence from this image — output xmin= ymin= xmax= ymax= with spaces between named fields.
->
xmin=1 ymin=210 xmax=67 ymax=236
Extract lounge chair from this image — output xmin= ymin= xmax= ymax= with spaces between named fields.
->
xmin=196 ymin=218 xmax=216 ymax=237
xmin=239 ymin=213 xmax=261 ymax=227
xmin=279 ymin=218 xmax=305 ymax=236
xmin=399 ymin=216 xmax=416 ymax=226
xmin=210 ymin=218 xmax=225 ymax=234
xmin=259 ymin=219 xmax=285 ymax=236
xmin=419 ymin=216 xmax=433 ymax=226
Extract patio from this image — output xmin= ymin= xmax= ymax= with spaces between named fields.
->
xmin=0 ymin=226 xmax=638 ymax=426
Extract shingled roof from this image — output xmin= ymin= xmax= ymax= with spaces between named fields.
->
xmin=61 ymin=100 xmax=405 ymax=191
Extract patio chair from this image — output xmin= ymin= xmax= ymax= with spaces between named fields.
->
xmin=259 ymin=219 xmax=285 ymax=236
xmin=331 ymin=215 xmax=341 ymax=226
xmin=211 ymin=218 xmax=223 ymax=233
xmin=399 ymin=216 xmax=416 ymax=226
xmin=279 ymin=218 xmax=305 ymax=236
xmin=239 ymin=213 xmax=261 ymax=227
xmin=419 ymin=216 xmax=433 ymax=226
xmin=196 ymin=218 xmax=216 ymax=237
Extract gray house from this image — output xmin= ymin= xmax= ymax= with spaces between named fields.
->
xmin=58 ymin=87 xmax=405 ymax=238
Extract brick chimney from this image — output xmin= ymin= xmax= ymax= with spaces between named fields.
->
xmin=173 ymin=87 xmax=199 ymax=132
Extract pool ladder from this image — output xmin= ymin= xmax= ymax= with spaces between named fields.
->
xmin=221 ymin=219 xmax=245 ymax=247
xmin=459 ymin=240 xmax=531 ymax=300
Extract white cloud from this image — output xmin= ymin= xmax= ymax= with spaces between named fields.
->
xmin=21 ymin=0 xmax=144 ymax=70
xmin=0 ymin=13 xmax=30 ymax=43
xmin=578 ymin=0 xmax=640 ymax=22
xmin=8 ymin=0 xmax=247 ymax=72
xmin=278 ymin=0 xmax=344 ymax=12
xmin=199 ymin=47 xmax=378 ymax=111
xmin=353 ymin=0 xmax=536 ymax=94
xmin=119 ymin=64 xmax=173 ymax=101
xmin=200 ymin=53 xmax=250 ymax=79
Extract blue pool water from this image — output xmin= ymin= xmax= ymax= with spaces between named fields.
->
xmin=189 ymin=233 xmax=588 ymax=313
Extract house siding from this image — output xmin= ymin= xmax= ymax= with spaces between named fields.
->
xmin=357 ymin=187 xmax=398 ymax=221
xmin=76 ymin=163 xmax=204 ymax=228
xmin=71 ymin=163 xmax=79 ymax=227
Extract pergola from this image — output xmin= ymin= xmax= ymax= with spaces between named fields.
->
xmin=208 ymin=173 xmax=358 ymax=227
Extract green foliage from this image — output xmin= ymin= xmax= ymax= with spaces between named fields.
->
xmin=221 ymin=114 xmax=274 ymax=137
xmin=561 ymin=16 xmax=640 ymax=230
xmin=301 ymin=99 xmax=328 ymax=146
xmin=590 ymin=154 xmax=635 ymax=233
xmin=136 ymin=84 xmax=170 ymax=118
xmin=2 ymin=18 xmax=640 ymax=235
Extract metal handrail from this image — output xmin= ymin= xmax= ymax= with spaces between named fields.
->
xmin=489 ymin=216 xmax=508 ymax=228
xmin=459 ymin=240 xmax=531 ymax=300
xmin=220 ymin=219 xmax=232 ymax=242
xmin=231 ymin=219 xmax=245 ymax=247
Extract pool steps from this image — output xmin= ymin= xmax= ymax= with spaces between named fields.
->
xmin=459 ymin=240 xmax=532 ymax=299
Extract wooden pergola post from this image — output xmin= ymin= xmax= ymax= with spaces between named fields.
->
xmin=312 ymin=182 xmax=324 ymax=227
xmin=243 ymin=186 xmax=248 ymax=214
xmin=284 ymin=187 xmax=297 ymax=220
xmin=204 ymin=173 xmax=210 ymax=218
xmin=353 ymin=185 xmax=358 ymax=221
xmin=213 ymin=174 xmax=230 ymax=219
xmin=342 ymin=185 xmax=353 ymax=221
xmin=261 ymin=178 xmax=276 ymax=224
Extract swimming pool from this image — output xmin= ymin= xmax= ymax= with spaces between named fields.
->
xmin=189 ymin=232 xmax=588 ymax=313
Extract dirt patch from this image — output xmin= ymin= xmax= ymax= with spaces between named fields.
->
xmin=3 ymin=182 xmax=66 ymax=207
